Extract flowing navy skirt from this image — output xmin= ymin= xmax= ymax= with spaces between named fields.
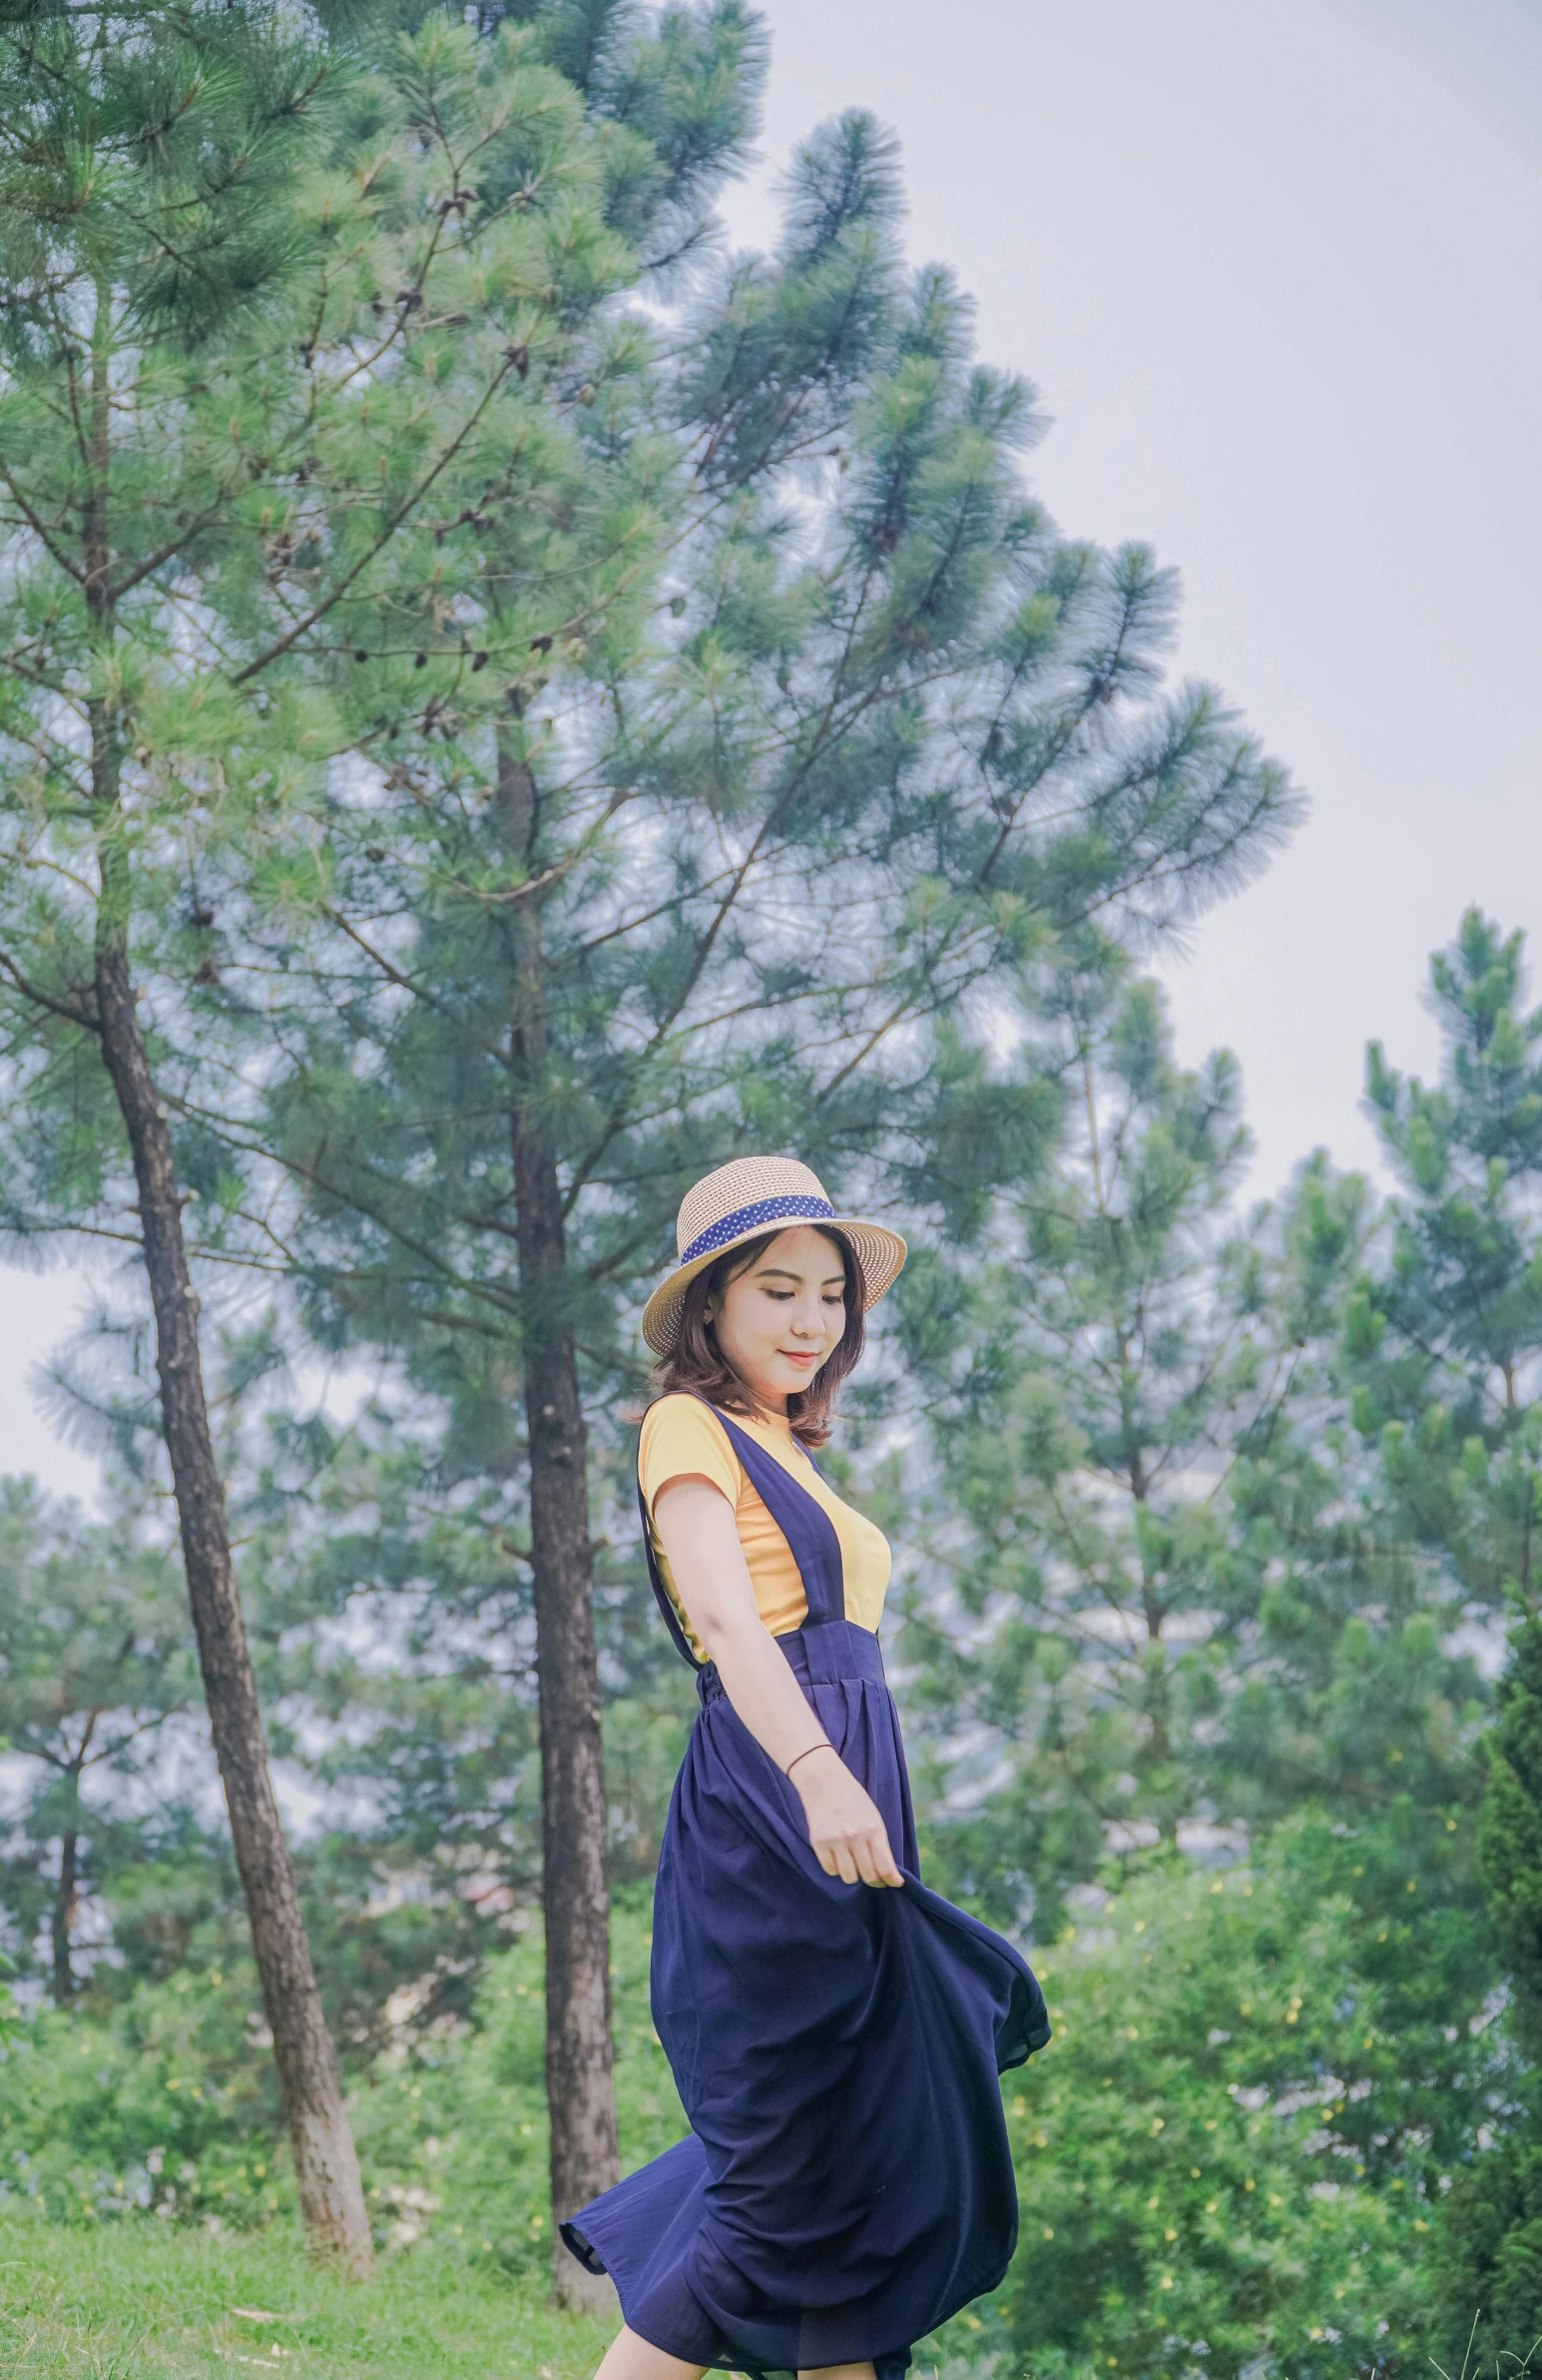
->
xmin=562 ymin=1621 xmax=1048 ymax=2377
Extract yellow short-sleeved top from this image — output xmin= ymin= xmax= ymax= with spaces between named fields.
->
xmin=639 ymin=1394 xmax=891 ymax=1662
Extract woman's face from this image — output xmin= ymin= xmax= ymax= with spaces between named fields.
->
xmin=709 ymin=1226 xmax=848 ymax=1412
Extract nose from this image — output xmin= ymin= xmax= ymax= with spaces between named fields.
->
xmin=788 ymin=1298 xmax=824 ymax=1338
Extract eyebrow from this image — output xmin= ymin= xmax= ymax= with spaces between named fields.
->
xmin=756 ymin=1266 xmax=846 ymax=1287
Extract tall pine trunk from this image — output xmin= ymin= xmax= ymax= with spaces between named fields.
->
xmin=51 ymin=1826 xmax=78 ymax=2003
xmin=500 ymin=735 xmax=619 ymax=2308
xmin=51 ymin=1780 xmax=82 ymax=2005
xmin=50 ymin=1709 xmax=98 ymax=2004
xmin=83 ymin=308 xmax=371 ymax=2272
xmin=92 ymin=829 xmax=373 ymax=2271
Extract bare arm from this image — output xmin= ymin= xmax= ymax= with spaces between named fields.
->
xmin=654 ymin=1475 xmax=903 ymax=1888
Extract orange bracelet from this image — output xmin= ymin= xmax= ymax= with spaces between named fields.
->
xmin=784 ymin=1741 xmax=834 ymax=1778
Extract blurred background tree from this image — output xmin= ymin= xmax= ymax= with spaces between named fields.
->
xmin=0 ymin=1479 xmax=194 ymax=2004
xmin=1347 ymin=908 xmax=1542 ymax=1617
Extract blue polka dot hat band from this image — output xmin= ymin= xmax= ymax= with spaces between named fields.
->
xmin=679 ymin=1193 xmax=837 ymax=1266
xmin=642 ymin=1156 xmax=908 ymax=1357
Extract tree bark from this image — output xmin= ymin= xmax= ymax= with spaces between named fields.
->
xmin=499 ymin=735 xmax=619 ymax=2310
xmin=51 ymin=1816 xmax=79 ymax=2006
xmin=92 ymin=813 xmax=373 ymax=2275
xmin=50 ymin=1712 xmax=97 ymax=2005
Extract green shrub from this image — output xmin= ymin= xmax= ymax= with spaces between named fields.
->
xmin=0 ymin=1901 xmax=684 ymax=2268
xmin=937 ymin=1810 xmax=1496 ymax=2378
xmin=0 ymin=1954 xmax=285 ymax=2227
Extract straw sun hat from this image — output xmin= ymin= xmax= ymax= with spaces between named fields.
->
xmin=641 ymin=1157 xmax=908 ymax=1357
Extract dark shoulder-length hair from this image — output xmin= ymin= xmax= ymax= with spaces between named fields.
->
xmin=653 ymin=1226 xmax=867 ymax=1449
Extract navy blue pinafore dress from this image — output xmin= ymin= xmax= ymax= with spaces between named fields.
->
xmin=562 ymin=1405 xmax=1049 ymax=2377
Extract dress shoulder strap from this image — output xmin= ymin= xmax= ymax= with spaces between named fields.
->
xmin=635 ymin=1408 xmax=706 ymax=1671
xmin=635 ymin=1394 xmax=847 ymax=1668
xmin=705 ymin=1404 xmax=845 ymax=1630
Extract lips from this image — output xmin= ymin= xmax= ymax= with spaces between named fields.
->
xmin=780 ymin=1350 xmax=820 ymax=1367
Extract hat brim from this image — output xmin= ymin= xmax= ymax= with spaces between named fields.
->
xmin=641 ymin=1215 xmax=907 ymax=1357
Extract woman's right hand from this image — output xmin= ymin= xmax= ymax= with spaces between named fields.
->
xmin=790 ymin=1746 xmax=904 ymax=1887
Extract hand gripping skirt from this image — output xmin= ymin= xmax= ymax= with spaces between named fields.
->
xmin=561 ymin=1616 xmax=1049 ymax=2379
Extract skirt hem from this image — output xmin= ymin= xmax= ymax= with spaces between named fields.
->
xmin=559 ymin=2218 xmax=608 ymax=2278
xmin=560 ymin=2212 xmax=931 ymax=2380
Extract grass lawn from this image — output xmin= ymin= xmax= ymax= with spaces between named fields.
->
xmin=0 ymin=2217 xmax=617 ymax=2379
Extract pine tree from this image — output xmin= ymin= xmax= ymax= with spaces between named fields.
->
xmin=188 ymin=81 xmax=1296 ymax=2266
xmin=1349 ymin=910 xmax=1542 ymax=1613
xmin=888 ymin=970 xmax=1302 ymax=1928
xmin=0 ymin=0 xmax=381 ymax=2262
xmin=0 ymin=1477 xmax=195 ymax=2002
xmin=888 ymin=978 xmax=1486 ymax=1938
xmin=0 ymin=0 xmax=648 ymax=2266
xmin=1361 ymin=916 xmax=1542 ymax=2357
xmin=246 ymin=1 xmax=763 ymax=2293
xmin=1432 ymin=1619 xmax=1542 ymax=2359
xmin=1213 ymin=1152 xmax=1484 ymax=1837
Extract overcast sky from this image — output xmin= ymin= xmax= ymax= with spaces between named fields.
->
xmin=4 ymin=0 xmax=1539 ymax=1502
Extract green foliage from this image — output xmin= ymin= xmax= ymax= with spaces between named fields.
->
xmin=0 ymin=0 xmax=665 ymax=1288
xmin=0 ymin=1953 xmax=286 ymax=2228
xmin=1431 ymin=2106 xmax=1542 ymax=2379
xmin=1437 ymin=1617 xmax=1542 ymax=2365
xmin=978 ymin=1818 xmax=1495 ymax=2378
xmin=235 ymin=170 xmax=1291 ymax=1378
xmin=889 ymin=975 xmax=1483 ymax=1940
xmin=1479 ymin=1618 xmax=1542 ymax=2065
xmin=1353 ymin=911 xmax=1542 ymax=1613
xmin=346 ymin=1898 xmax=685 ymax=2272
xmin=0 ymin=1902 xmax=683 ymax=2263
xmin=892 ymin=968 xmax=1270 ymax=1896
xmin=0 ymin=1478 xmax=197 ymax=1996
xmin=1331 ymin=917 xmax=1542 ymax=2360
xmin=221 ymin=1399 xmax=696 ymax=1964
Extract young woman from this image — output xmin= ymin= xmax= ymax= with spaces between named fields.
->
xmin=563 ymin=1157 xmax=1048 ymax=2380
